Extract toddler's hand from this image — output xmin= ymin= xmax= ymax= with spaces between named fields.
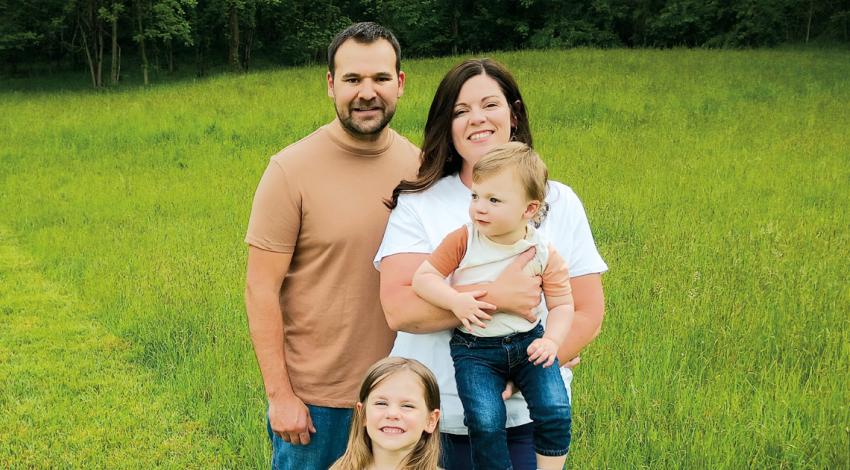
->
xmin=527 ymin=337 xmax=559 ymax=367
xmin=451 ymin=293 xmax=494 ymax=331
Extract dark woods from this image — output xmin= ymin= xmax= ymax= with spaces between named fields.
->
xmin=2 ymin=0 xmax=848 ymax=87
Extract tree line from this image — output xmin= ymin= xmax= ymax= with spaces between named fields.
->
xmin=2 ymin=0 xmax=848 ymax=87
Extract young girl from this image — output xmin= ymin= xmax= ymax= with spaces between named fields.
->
xmin=330 ymin=357 xmax=442 ymax=470
xmin=412 ymin=142 xmax=573 ymax=470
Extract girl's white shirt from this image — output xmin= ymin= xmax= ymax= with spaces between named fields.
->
xmin=374 ymin=174 xmax=608 ymax=434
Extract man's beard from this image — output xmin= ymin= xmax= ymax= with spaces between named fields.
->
xmin=337 ymin=99 xmax=396 ymax=139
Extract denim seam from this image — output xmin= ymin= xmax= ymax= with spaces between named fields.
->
xmin=535 ymin=446 xmax=570 ymax=457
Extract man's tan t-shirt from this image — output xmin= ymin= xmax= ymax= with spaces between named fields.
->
xmin=245 ymin=119 xmax=419 ymax=407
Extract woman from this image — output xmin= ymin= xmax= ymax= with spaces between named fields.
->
xmin=374 ymin=59 xmax=607 ymax=469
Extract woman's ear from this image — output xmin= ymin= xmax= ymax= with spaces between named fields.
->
xmin=424 ymin=409 xmax=441 ymax=434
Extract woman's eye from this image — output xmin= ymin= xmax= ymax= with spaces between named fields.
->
xmin=453 ymin=109 xmax=467 ymax=117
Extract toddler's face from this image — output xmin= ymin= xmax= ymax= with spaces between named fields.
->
xmin=469 ymin=168 xmax=538 ymax=244
xmin=359 ymin=370 xmax=439 ymax=454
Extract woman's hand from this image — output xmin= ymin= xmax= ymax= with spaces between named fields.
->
xmin=485 ymin=247 xmax=542 ymax=321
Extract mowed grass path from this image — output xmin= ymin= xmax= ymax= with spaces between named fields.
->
xmin=0 ymin=227 xmax=231 ymax=466
xmin=1 ymin=48 xmax=849 ymax=467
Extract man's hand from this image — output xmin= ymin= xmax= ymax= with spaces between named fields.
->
xmin=487 ymin=247 xmax=542 ymax=321
xmin=269 ymin=394 xmax=317 ymax=445
xmin=527 ymin=337 xmax=559 ymax=367
xmin=450 ymin=292 xmax=494 ymax=331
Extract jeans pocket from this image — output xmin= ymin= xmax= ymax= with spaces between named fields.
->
xmin=449 ymin=331 xmax=471 ymax=348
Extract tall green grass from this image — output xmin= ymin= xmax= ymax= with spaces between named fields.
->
xmin=1 ymin=48 xmax=848 ymax=467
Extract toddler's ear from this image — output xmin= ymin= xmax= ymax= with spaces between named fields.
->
xmin=524 ymin=200 xmax=541 ymax=219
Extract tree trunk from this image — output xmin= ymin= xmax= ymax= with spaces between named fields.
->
xmin=80 ymin=21 xmax=98 ymax=88
xmin=168 ymin=40 xmax=174 ymax=73
xmin=228 ymin=3 xmax=241 ymax=72
xmin=243 ymin=28 xmax=253 ymax=71
xmin=805 ymin=0 xmax=813 ymax=44
xmin=452 ymin=5 xmax=459 ymax=55
xmin=111 ymin=9 xmax=119 ymax=84
xmin=136 ymin=0 xmax=149 ymax=85
xmin=96 ymin=16 xmax=104 ymax=87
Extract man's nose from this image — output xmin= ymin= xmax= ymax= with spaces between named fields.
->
xmin=358 ymin=80 xmax=377 ymax=100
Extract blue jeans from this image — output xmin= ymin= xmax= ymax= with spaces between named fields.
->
xmin=440 ymin=423 xmax=536 ymax=470
xmin=267 ymin=404 xmax=352 ymax=470
xmin=450 ymin=324 xmax=571 ymax=470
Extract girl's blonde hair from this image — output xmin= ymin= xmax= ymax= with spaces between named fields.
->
xmin=473 ymin=141 xmax=550 ymax=227
xmin=329 ymin=357 xmax=441 ymax=470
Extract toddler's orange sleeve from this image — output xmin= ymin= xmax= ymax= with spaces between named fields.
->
xmin=542 ymin=244 xmax=573 ymax=302
xmin=427 ymin=226 xmax=469 ymax=277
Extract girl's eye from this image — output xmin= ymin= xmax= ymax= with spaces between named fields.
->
xmin=402 ymin=404 xmax=416 ymax=409
xmin=373 ymin=401 xmax=388 ymax=407
xmin=489 ymin=197 xmax=500 ymax=203
xmin=471 ymin=193 xmax=478 ymax=200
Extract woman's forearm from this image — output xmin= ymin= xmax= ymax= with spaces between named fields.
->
xmin=557 ymin=273 xmax=604 ymax=363
xmin=380 ymin=254 xmax=461 ymax=333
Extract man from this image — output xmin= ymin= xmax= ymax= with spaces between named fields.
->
xmin=244 ymin=22 xmax=419 ymax=469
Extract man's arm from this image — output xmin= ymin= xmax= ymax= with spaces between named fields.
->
xmin=379 ymin=249 xmax=543 ymax=334
xmin=557 ymin=273 xmax=605 ymax=364
xmin=245 ymin=246 xmax=316 ymax=445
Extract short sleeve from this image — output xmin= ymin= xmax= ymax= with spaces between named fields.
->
xmin=427 ymin=226 xmax=469 ymax=277
xmin=244 ymin=160 xmax=301 ymax=253
xmin=373 ymin=196 xmax=433 ymax=269
xmin=546 ymin=183 xmax=608 ymax=277
xmin=542 ymin=245 xmax=573 ymax=300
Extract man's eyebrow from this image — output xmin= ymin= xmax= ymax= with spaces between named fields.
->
xmin=340 ymin=72 xmax=362 ymax=79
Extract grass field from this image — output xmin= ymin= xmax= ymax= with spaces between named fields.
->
xmin=1 ymin=48 xmax=848 ymax=468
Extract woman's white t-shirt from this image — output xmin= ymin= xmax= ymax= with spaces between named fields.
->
xmin=374 ymin=174 xmax=608 ymax=434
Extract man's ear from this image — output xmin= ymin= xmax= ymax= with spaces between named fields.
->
xmin=327 ymin=71 xmax=334 ymax=98
xmin=397 ymin=70 xmax=406 ymax=97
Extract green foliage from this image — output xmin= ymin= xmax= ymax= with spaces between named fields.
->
xmin=4 ymin=0 xmax=850 ymax=82
xmin=1 ymin=49 xmax=848 ymax=466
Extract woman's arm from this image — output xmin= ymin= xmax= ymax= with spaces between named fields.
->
xmin=380 ymin=253 xmax=461 ymax=333
xmin=380 ymin=250 xmax=543 ymax=333
xmin=556 ymin=273 xmax=604 ymax=364
xmin=412 ymin=260 xmax=495 ymax=330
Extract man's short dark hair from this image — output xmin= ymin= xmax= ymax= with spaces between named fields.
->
xmin=327 ymin=22 xmax=401 ymax=77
